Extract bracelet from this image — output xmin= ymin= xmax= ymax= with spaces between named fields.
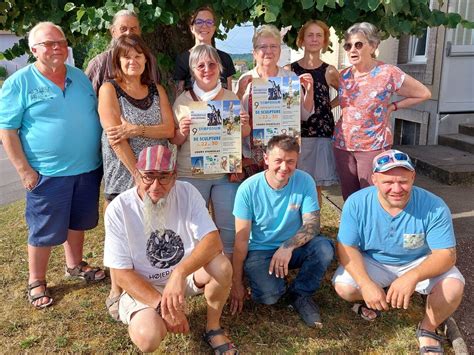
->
xmin=392 ymin=101 xmax=398 ymax=111
xmin=140 ymin=125 xmax=145 ymax=136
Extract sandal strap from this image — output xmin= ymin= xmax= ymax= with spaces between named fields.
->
xmin=212 ymin=341 xmax=238 ymax=355
xmin=419 ymin=345 xmax=444 ymax=354
xmin=203 ymin=328 xmax=225 ymax=343
xmin=29 ymin=288 xmax=51 ymax=302
xmin=416 ymin=324 xmax=446 ymax=343
xmin=28 ymin=280 xmax=47 ymax=290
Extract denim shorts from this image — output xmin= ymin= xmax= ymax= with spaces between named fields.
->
xmin=25 ymin=167 xmax=102 ymax=247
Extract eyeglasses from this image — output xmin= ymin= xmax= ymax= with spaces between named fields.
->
xmin=343 ymin=41 xmax=365 ymax=51
xmin=255 ymin=44 xmax=280 ymax=52
xmin=194 ymin=19 xmax=215 ymax=27
xmin=194 ymin=62 xmax=218 ymax=71
xmin=141 ymin=173 xmax=175 ymax=186
xmin=373 ymin=152 xmax=413 ymax=172
xmin=33 ymin=40 xmax=68 ymax=49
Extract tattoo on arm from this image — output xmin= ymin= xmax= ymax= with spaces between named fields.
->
xmin=282 ymin=210 xmax=321 ymax=249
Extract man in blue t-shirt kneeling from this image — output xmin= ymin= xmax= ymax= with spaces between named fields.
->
xmin=333 ymin=149 xmax=465 ymax=353
xmin=231 ymin=135 xmax=335 ymax=328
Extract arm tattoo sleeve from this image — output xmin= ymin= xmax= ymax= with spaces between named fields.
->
xmin=282 ymin=210 xmax=321 ymax=249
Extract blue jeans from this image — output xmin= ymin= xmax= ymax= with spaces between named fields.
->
xmin=244 ymin=237 xmax=335 ymax=304
xmin=178 ymin=176 xmax=239 ymax=254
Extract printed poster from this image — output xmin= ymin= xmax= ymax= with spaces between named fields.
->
xmin=189 ymin=100 xmax=242 ymax=175
xmin=251 ymin=75 xmax=301 ymax=164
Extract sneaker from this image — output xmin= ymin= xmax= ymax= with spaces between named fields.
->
xmin=288 ymin=295 xmax=322 ymax=328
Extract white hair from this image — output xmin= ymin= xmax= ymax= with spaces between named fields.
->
xmin=111 ymin=9 xmax=138 ymax=27
xmin=28 ymin=22 xmax=65 ymax=50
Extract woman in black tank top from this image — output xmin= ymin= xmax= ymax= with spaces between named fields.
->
xmin=290 ymin=20 xmax=340 ymax=207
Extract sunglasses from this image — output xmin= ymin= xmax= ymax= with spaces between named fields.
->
xmin=34 ymin=40 xmax=68 ymax=49
xmin=141 ymin=173 xmax=175 ymax=186
xmin=194 ymin=18 xmax=215 ymax=27
xmin=194 ymin=62 xmax=218 ymax=71
xmin=343 ymin=41 xmax=365 ymax=51
xmin=373 ymin=152 xmax=413 ymax=172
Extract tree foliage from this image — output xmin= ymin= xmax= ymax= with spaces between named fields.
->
xmin=1 ymin=0 xmax=473 ymax=63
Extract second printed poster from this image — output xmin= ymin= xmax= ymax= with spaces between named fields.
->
xmin=251 ymin=75 xmax=301 ymax=165
xmin=189 ymin=100 xmax=242 ymax=175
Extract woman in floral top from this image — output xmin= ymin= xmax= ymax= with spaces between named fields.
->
xmin=335 ymin=22 xmax=430 ymax=200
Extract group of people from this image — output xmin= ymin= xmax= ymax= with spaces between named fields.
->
xmin=0 ymin=6 xmax=465 ymax=355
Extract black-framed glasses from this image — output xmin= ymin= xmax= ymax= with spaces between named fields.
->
xmin=141 ymin=172 xmax=175 ymax=186
xmin=343 ymin=41 xmax=365 ymax=51
xmin=194 ymin=18 xmax=215 ymax=27
xmin=34 ymin=40 xmax=68 ymax=49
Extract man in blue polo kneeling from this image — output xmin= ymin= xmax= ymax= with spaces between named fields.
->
xmin=230 ymin=135 xmax=334 ymax=327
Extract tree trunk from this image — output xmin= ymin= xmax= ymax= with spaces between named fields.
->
xmin=143 ymin=21 xmax=194 ymax=100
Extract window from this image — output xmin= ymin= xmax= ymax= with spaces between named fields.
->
xmin=408 ymin=29 xmax=429 ymax=63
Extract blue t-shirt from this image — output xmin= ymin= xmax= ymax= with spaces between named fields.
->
xmin=338 ymin=186 xmax=455 ymax=265
xmin=0 ymin=64 xmax=102 ymax=176
xmin=233 ymin=169 xmax=319 ymax=251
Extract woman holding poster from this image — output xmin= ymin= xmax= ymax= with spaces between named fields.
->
xmin=236 ymin=24 xmax=314 ymax=173
xmin=291 ymin=20 xmax=340 ymax=208
xmin=171 ymin=44 xmax=250 ymax=256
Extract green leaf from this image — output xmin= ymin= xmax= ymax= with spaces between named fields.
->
xmin=301 ymin=0 xmax=314 ymax=10
xmin=389 ymin=0 xmax=405 ymax=15
xmin=316 ymin=0 xmax=327 ymax=11
xmin=446 ymin=12 xmax=462 ymax=28
xmin=367 ymin=0 xmax=380 ymax=11
xmin=76 ymin=8 xmax=85 ymax=21
xmin=64 ymin=2 xmax=75 ymax=12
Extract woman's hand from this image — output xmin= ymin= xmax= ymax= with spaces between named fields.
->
xmin=299 ymin=73 xmax=314 ymax=94
xmin=240 ymin=110 xmax=251 ymax=138
xmin=179 ymin=117 xmax=192 ymax=137
xmin=106 ymin=116 xmax=135 ymax=145
xmin=236 ymin=75 xmax=252 ymax=99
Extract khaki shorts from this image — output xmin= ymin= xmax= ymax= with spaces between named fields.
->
xmin=118 ymin=274 xmax=204 ymax=325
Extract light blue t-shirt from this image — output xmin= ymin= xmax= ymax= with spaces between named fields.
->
xmin=233 ymin=169 xmax=319 ymax=251
xmin=338 ymin=186 xmax=455 ymax=265
xmin=0 ymin=64 xmax=102 ymax=176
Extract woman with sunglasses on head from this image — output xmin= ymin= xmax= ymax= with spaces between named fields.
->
xmin=98 ymin=34 xmax=175 ymax=318
xmin=173 ymin=6 xmax=236 ymax=95
xmin=236 ymin=24 xmax=314 ymax=173
xmin=171 ymin=44 xmax=250 ymax=259
xmin=291 ymin=20 xmax=339 ymax=208
xmin=335 ymin=22 xmax=430 ymax=201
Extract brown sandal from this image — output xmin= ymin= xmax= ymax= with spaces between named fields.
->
xmin=65 ymin=261 xmax=106 ymax=282
xmin=27 ymin=280 xmax=53 ymax=309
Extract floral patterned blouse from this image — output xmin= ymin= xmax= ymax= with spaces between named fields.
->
xmin=334 ymin=62 xmax=405 ymax=151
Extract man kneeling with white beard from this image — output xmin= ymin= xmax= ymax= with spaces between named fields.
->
xmin=103 ymin=144 xmax=237 ymax=354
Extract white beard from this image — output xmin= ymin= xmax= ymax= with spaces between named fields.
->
xmin=143 ymin=193 xmax=167 ymax=237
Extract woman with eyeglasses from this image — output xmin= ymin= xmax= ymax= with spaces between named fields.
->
xmin=236 ymin=24 xmax=314 ymax=173
xmin=171 ymin=44 xmax=250 ymax=258
xmin=173 ymin=6 xmax=236 ymax=95
xmin=290 ymin=20 xmax=339 ymax=208
xmin=335 ymin=22 xmax=430 ymax=200
xmin=98 ymin=34 xmax=175 ymax=318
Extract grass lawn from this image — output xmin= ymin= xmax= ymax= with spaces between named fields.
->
xmin=0 ymin=198 xmax=450 ymax=353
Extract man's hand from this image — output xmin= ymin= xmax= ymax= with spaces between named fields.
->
xmin=269 ymin=246 xmax=293 ymax=278
xmin=160 ymin=270 xmax=186 ymax=320
xmin=21 ymin=168 xmax=39 ymax=191
xmin=386 ymin=272 xmax=418 ymax=309
xmin=360 ymin=281 xmax=389 ymax=311
xmin=162 ymin=310 xmax=190 ymax=334
xmin=230 ymin=280 xmax=249 ymax=315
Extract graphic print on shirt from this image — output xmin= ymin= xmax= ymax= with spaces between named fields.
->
xmin=146 ymin=229 xmax=185 ymax=268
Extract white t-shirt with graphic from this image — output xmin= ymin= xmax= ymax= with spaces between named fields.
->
xmin=104 ymin=181 xmax=217 ymax=286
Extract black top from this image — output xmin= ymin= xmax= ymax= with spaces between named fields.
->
xmin=291 ymin=61 xmax=334 ymax=138
xmin=173 ymin=48 xmax=236 ymax=90
xmin=109 ymin=80 xmax=158 ymax=110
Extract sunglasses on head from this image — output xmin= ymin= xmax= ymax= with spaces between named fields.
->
xmin=374 ymin=152 xmax=412 ymax=172
xmin=343 ymin=41 xmax=365 ymax=51
xmin=194 ymin=18 xmax=215 ymax=27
